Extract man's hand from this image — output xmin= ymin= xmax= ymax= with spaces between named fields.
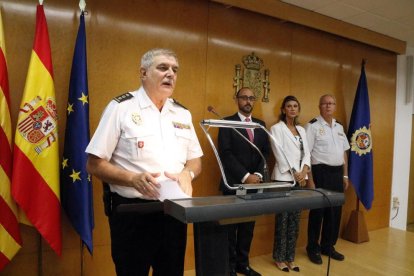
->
xmin=131 ymin=172 xmax=161 ymax=199
xmin=245 ymin=173 xmax=261 ymax=184
xmin=306 ymin=178 xmax=316 ymax=189
xmin=343 ymin=177 xmax=349 ymax=191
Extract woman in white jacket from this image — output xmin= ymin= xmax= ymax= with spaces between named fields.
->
xmin=270 ymin=95 xmax=311 ymax=272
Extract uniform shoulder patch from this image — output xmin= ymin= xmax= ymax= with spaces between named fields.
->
xmin=172 ymin=98 xmax=188 ymax=110
xmin=113 ymin=92 xmax=133 ymax=103
xmin=309 ymin=118 xmax=317 ymax=124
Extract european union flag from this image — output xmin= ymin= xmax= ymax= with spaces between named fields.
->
xmin=348 ymin=61 xmax=374 ymax=210
xmin=61 ymin=12 xmax=94 ymax=253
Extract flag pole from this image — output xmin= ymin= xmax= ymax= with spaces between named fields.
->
xmin=37 ymin=3 xmax=44 ymax=266
xmin=81 ymin=241 xmax=84 ymax=276
xmin=38 ymin=234 xmax=43 ymax=276
xmin=37 ymin=4 xmax=45 ymax=266
xmin=343 ymin=58 xmax=371 ymax=243
xmin=78 ymin=4 xmax=86 ymax=276
xmin=343 ymin=197 xmax=369 ymax=243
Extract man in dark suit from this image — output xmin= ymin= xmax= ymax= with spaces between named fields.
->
xmin=218 ymin=87 xmax=270 ymax=276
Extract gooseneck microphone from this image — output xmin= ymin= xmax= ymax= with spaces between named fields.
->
xmin=207 ymin=105 xmax=221 ymax=118
xmin=207 ymin=106 xmax=270 ymax=183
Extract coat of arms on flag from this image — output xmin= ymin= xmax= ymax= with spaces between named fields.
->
xmin=16 ymin=96 xmax=58 ymax=154
xmin=350 ymin=126 xmax=372 ymax=156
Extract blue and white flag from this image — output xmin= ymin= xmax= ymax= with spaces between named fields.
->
xmin=348 ymin=61 xmax=374 ymax=210
xmin=61 ymin=12 xmax=94 ymax=253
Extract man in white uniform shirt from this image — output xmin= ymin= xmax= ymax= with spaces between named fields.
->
xmin=86 ymin=48 xmax=203 ymax=276
xmin=305 ymin=94 xmax=349 ymax=265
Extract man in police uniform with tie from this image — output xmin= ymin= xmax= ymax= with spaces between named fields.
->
xmin=305 ymin=94 xmax=350 ymax=265
xmin=218 ymin=87 xmax=270 ymax=276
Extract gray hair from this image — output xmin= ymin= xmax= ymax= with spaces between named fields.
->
xmin=140 ymin=48 xmax=178 ymax=70
xmin=319 ymin=94 xmax=336 ymax=105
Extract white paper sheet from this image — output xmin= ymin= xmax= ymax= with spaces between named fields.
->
xmin=158 ymin=179 xmax=190 ymax=202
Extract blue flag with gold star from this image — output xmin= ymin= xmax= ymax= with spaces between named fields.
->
xmin=61 ymin=12 xmax=94 ymax=253
xmin=348 ymin=61 xmax=374 ymax=210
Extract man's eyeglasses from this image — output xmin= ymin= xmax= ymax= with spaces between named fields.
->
xmin=320 ymin=102 xmax=336 ymax=107
xmin=237 ymin=95 xmax=257 ymax=101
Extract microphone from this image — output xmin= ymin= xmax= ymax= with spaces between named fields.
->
xmin=207 ymin=105 xmax=221 ymax=118
xmin=207 ymin=106 xmax=270 ymax=183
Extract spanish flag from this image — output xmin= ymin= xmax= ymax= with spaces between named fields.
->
xmin=11 ymin=4 xmax=61 ymax=255
xmin=0 ymin=8 xmax=22 ymax=270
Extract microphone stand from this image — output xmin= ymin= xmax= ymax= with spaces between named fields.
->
xmin=208 ymin=107 xmax=270 ymax=183
xmin=201 ymin=113 xmax=296 ymax=199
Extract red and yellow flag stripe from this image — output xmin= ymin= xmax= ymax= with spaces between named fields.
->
xmin=11 ymin=4 xmax=61 ymax=256
xmin=0 ymin=8 xmax=22 ymax=270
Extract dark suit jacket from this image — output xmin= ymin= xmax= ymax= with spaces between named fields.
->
xmin=218 ymin=113 xmax=270 ymax=194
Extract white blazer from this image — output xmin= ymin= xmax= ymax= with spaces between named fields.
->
xmin=270 ymin=121 xmax=311 ymax=181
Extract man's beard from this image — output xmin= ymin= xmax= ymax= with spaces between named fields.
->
xmin=240 ymin=104 xmax=253 ymax=114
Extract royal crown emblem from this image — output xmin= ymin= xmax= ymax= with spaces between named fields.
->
xmin=242 ymin=53 xmax=264 ymax=70
xmin=17 ymin=96 xmax=58 ymax=154
xmin=350 ymin=126 xmax=372 ymax=156
xmin=233 ymin=52 xmax=270 ymax=102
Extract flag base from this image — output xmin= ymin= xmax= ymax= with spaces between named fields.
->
xmin=343 ymin=210 xmax=369 ymax=243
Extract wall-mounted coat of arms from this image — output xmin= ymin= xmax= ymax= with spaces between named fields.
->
xmin=233 ymin=52 xmax=270 ymax=102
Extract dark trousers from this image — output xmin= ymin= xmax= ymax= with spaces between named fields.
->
xmin=222 ymin=188 xmax=255 ymax=270
xmin=307 ymin=164 xmax=344 ymax=253
xmin=227 ymin=221 xmax=255 ymax=269
xmin=109 ymin=194 xmax=187 ymax=276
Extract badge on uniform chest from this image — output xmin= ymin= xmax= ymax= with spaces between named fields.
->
xmin=138 ymin=141 xmax=144 ymax=148
xmin=131 ymin=112 xmax=142 ymax=125
xmin=319 ymin=127 xmax=325 ymax=135
xmin=172 ymin=121 xmax=190 ymax=129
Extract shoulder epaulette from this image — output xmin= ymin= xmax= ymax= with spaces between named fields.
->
xmin=172 ymin=98 xmax=188 ymax=110
xmin=309 ymin=118 xmax=317 ymax=124
xmin=113 ymin=92 xmax=133 ymax=103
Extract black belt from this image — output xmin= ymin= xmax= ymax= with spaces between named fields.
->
xmin=111 ymin=192 xmax=164 ymax=215
xmin=312 ymin=164 xmax=343 ymax=170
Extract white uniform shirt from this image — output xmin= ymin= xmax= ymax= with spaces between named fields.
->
xmin=85 ymin=87 xmax=203 ymax=198
xmin=305 ymin=115 xmax=350 ymax=166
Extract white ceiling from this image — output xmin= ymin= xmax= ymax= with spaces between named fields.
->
xmin=280 ymin=0 xmax=414 ymax=49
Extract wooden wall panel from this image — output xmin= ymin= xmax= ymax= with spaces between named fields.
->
xmin=1 ymin=0 xmax=396 ymax=275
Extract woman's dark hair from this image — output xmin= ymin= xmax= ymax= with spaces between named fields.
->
xmin=279 ymin=95 xmax=301 ymax=125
